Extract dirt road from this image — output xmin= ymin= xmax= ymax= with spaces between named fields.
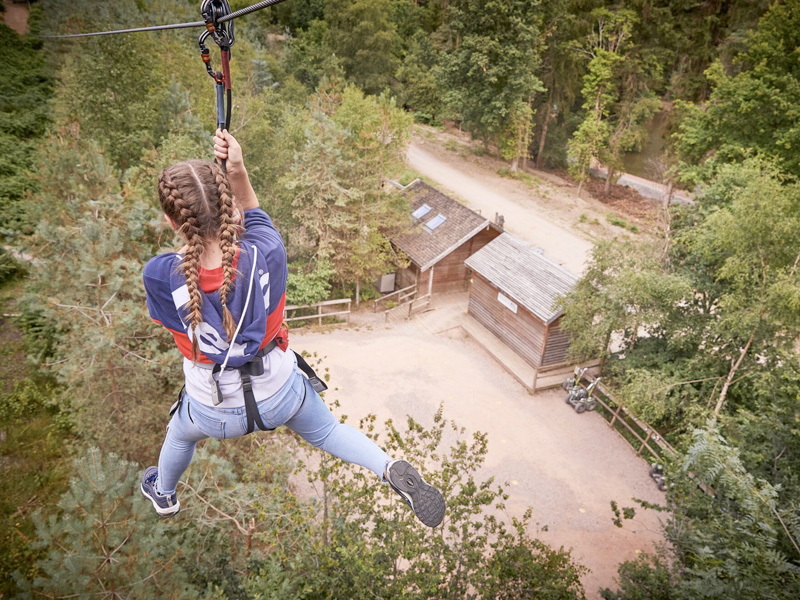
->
xmin=407 ymin=139 xmax=595 ymax=274
xmin=295 ymin=310 xmax=665 ymax=599
xmin=2 ymin=1 xmax=29 ymax=35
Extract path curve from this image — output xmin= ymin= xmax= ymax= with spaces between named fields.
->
xmin=407 ymin=141 xmax=594 ymax=275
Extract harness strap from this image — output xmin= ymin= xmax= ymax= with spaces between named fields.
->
xmin=207 ymin=343 xmax=327 ymax=434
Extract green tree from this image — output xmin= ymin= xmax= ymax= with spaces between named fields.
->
xmin=567 ymin=8 xmax=660 ymax=195
xmin=395 ymin=30 xmax=444 ymax=124
xmin=324 ymin=0 xmax=401 ymax=94
xmin=674 ymin=0 xmax=800 ymax=183
xmin=440 ymin=0 xmax=544 ymax=164
xmin=561 ymin=160 xmax=800 ymax=429
xmin=608 ymin=425 xmax=800 ymax=600
xmin=15 ymin=448 xmax=197 ymax=599
xmin=283 ymin=85 xmax=412 ymax=300
xmin=246 ymin=406 xmax=587 ymax=599
xmin=24 ymin=137 xmax=179 ymax=461
xmin=0 ymin=23 xmax=52 ymax=233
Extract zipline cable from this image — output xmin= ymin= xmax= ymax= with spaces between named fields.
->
xmin=40 ymin=21 xmax=205 ymax=39
xmin=38 ymin=0 xmax=293 ymax=170
xmin=40 ymin=0 xmax=291 ymax=39
xmin=217 ymin=0 xmax=291 ymax=23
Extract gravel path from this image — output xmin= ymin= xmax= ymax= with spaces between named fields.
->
xmin=295 ymin=313 xmax=666 ymax=598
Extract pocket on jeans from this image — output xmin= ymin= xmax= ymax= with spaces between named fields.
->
xmin=189 ymin=403 xmax=227 ymax=439
xmin=257 ymin=371 xmax=305 ymax=428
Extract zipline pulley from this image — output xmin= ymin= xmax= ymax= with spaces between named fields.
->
xmin=198 ymin=0 xmax=235 ymax=164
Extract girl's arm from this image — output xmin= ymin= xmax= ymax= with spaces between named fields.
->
xmin=213 ymin=129 xmax=259 ymax=211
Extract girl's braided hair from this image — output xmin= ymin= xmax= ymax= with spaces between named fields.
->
xmin=157 ymin=160 xmax=240 ymax=360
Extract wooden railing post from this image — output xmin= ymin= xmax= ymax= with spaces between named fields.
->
xmin=637 ymin=430 xmax=652 ymax=456
xmin=610 ymin=404 xmax=622 ymax=427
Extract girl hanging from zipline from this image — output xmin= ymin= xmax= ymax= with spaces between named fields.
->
xmin=140 ymin=130 xmax=445 ymax=528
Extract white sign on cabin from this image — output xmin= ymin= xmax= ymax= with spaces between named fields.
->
xmin=497 ymin=291 xmax=518 ymax=314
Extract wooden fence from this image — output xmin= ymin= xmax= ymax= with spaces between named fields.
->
xmin=577 ymin=374 xmax=676 ymax=462
xmin=373 ymin=283 xmax=417 ymax=312
xmin=384 ymin=293 xmax=431 ymax=323
xmin=283 ymin=298 xmax=351 ymax=325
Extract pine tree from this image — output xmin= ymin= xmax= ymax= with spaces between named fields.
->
xmin=24 ymin=137 xmax=179 ymax=462
xmin=15 ymin=448 xmax=197 ymax=599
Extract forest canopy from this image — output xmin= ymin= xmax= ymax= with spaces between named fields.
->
xmin=1 ymin=0 xmax=799 ymax=598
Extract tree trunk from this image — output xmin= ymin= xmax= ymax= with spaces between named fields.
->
xmin=604 ymin=166 xmax=614 ymax=196
xmin=577 ymin=179 xmax=584 ymax=198
xmin=714 ymin=331 xmax=755 ymax=417
xmin=663 ymin=180 xmax=674 ymax=210
xmin=536 ymin=102 xmax=552 ymax=169
xmin=511 ymin=156 xmax=519 ymax=172
xmin=355 ymin=279 xmax=360 ymax=309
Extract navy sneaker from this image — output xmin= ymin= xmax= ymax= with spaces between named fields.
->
xmin=140 ymin=467 xmax=180 ymax=518
xmin=386 ymin=460 xmax=445 ymax=528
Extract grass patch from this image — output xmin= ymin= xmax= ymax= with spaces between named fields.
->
xmin=395 ymin=169 xmax=422 ymax=187
xmin=497 ymin=167 xmax=537 ymax=187
xmin=606 ymin=213 xmax=639 ymax=233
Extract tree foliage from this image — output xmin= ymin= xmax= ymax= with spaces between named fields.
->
xmin=440 ymin=0 xmax=544 ymax=158
xmin=675 ymin=1 xmax=800 ymax=183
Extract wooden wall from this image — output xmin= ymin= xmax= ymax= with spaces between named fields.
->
xmin=428 ymin=227 xmax=502 ymax=295
xmin=541 ymin=316 xmax=570 ymax=366
xmin=394 ymin=226 xmax=502 ymax=295
xmin=396 ymin=265 xmax=419 ymax=290
xmin=467 ymin=272 xmax=570 ymax=368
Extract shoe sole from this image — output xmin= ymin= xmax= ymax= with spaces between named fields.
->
xmin=140 ymin=484 xmax=180 ymax=518
xmin=388 ymin=461 xmax=445 ymax=528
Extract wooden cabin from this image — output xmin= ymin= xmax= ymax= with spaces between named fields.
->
xmin=465 ymin=233 xmax=578 ymax=368
xmin=392 ymin=180 xmax=502 ymax=295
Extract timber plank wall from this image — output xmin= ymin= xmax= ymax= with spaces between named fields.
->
xmin=468 ymin=272 xmax=569 ymax=368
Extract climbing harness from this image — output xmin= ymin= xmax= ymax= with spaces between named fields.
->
xmin=189 ymin=243 xmax=327 ymax=433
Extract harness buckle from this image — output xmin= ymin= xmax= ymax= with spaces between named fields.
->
xmin=308 ymin=376 xmax=328 ymax=394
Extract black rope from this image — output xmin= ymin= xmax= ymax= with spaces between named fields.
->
xmin=40 ymin=0 xmax=292 ymax=40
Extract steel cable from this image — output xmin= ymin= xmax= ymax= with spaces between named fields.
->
xmin=217 ymin=0 xmax=290 ymax=23
xmin=40 ymin=0 xmax=292 ymax=40
xmin=41 ymin=21 xmax=205 ymax=39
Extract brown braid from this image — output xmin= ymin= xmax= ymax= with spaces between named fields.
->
xmin=157 ymin=160 xmax=240 ymax=359
xmin=210 ymin=161 xmax=238 ymax=341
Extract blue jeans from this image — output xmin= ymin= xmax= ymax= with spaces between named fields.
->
xmin=156 ymin=367 xmax=392 ymax=495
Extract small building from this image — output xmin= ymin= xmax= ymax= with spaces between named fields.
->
xmin=392 ymin=180 xmax=502 ymax=295
xmin=465 ymin=233 xmax=578 ymax=368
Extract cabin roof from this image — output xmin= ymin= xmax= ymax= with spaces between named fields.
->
xmin=465 ymin=233 xmax=579 ymax=324
xmin=393 ymin=180 xmax=494 ymax=271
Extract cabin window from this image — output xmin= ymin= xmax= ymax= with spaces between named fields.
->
xmin=424 ymin=214 xmax=447 ymax=232
xmin=412 ymin=204 xmax=431 ymax=220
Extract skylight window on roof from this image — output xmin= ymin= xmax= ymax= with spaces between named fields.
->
xmin=412 ymin=204 xmax=431 ymax=220
xmin=424 ymin=214 xmax=447 ymax=232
